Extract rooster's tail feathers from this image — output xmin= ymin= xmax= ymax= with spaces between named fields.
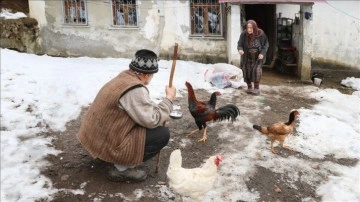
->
xmin=253 ymin=125 xmax=268 ymax=134
xmin=215 ymin=104 xmax=240 ymax=122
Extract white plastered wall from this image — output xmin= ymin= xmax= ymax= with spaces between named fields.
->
xmin=312 ymin=1 xmax=360 ymax=69
xmin=28 ymin=0 xmax=227 ymax=62
xmin=28 ymin=0 xmax=47 ymax=27
xmin=278 ymin=2 xmax=360 ymax=69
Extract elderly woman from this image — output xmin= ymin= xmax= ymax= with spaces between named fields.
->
xmin=237 ymin=20 xmax=269 ymax=95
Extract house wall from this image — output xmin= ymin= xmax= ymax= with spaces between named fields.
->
xmin=312 ymin=1 xmax=360 ymax=69
xmin=298 ymin=4 xmax=313 ymax=80
xmin=28 ymin=1 xmax=358 ymax=69
xmin=28 ymin=0 xmax=227 ymax=63
xmin=226 ymin=5 xmax=241 ymax=66
xmin=277 ymin=2 xmax=360 ymax=70
xmin=28 ymin=0 xmax=46 ymax=27
xmin=159 ymin=1 xmax=227 ymax=63
xmin=29 ymin=0 xmax=160 ymax=58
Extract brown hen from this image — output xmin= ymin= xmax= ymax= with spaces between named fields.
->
xmin=253 ymin=110 xmax=300 ymax=154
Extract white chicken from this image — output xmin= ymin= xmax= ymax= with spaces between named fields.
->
xmin=166 ymin=149 xmax=222 ymax=202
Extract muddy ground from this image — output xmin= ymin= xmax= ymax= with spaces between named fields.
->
xmin=40 ymin=68 xmax=358 ymax=202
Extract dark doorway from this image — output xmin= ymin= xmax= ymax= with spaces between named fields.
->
xmin=244 ymin=4 xmax=276 ymax=66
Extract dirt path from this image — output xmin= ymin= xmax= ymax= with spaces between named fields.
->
xmin=40 ymin=68 xmax=357 ymax=202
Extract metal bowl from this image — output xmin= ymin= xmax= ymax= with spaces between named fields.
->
xmin=170 ymin=111 xmax=183 ymax=119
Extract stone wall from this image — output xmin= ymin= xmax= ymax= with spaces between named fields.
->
xmin=0 ymin=17 xmax=42 ymax=54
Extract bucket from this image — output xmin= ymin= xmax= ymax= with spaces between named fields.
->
xmin=311 ymin=72 xmax=324 ymax=86
xmin=314 ymin=78 xmax=322 ymax=86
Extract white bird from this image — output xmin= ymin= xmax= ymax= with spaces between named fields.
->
xmin=166 ymin=149 xmax=222 ymax=202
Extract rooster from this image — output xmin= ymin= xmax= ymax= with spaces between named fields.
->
xmin=253 ymin=110 xmax=300 ymax=154
xmin=166 ymin=149 xmax=222 ymax=202
xmin=185 ymin=81 xmax=240 ymax=142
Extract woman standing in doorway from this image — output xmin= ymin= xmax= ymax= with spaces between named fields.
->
xmin=237 ymin=19 xmax=269 ymax=95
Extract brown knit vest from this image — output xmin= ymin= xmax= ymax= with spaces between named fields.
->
xmin=77 ymin=70 xmax=146 ymax=165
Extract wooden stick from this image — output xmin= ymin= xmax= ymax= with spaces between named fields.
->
xmin=169 ymin=43 xmax=179 ymax=88
xmin=156 ymin=43 xmax=179 ymax=174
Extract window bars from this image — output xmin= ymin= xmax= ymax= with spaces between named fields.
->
xmin=190 ymin=0 xmax=221 ymax=36
xmin=112 ymin=0 xmax=138 ymax=27
xmin=63 ymin=0 xmax=88 ymax=25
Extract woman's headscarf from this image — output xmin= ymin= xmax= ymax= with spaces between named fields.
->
xmin=245 ymin=20 xmax=264 ymax=42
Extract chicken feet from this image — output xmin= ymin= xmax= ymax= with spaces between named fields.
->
xmin=281 ymin=141 xmax=294 ymax=152
xmin=186 ymin=129 xmax=199 ymax=136
xmin=270 ymin=140 xmax=279 ymax=154
xmin=270 ymin=140 xmax=294 ymax=154
xmin=185 ymin=127 xmax=208 ymax=143
xmin=198 ymin=127 xmax=207 ymax=143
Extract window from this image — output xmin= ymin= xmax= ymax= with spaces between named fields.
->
xmin=190 ymin=0 xmax=222 ymax=36
xmin=111 ymin=0 xmax=138 ymax=27
xmin=63 ymin=0 xmax=88 ymax=25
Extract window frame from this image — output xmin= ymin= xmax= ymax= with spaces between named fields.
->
xmin=110 ymin=0 xmax=139 ymax=28
xmin=189 ymin=0 xmax=223 ymax=37
xmin=62 ymin=0 xmax=88 ymax=26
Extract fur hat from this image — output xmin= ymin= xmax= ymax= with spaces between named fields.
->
xmin=129 ymin=49 xmax=159 ymax=74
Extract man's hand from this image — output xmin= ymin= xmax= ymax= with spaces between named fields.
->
xmin=239 ymin=50 xmax=244 ymax=55
xmin=166 ymin=86 xmax=176 ymax=102
xmin=258 ymin=54 xmax=264 ymax=60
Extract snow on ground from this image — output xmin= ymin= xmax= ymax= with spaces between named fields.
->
xmin=341 ymin=77 xmax=360 ymax=91
xmin=0 ymin=8 xmax=27 ymax=19
xmin=1 ymin=48 xmax=360 ymax=201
